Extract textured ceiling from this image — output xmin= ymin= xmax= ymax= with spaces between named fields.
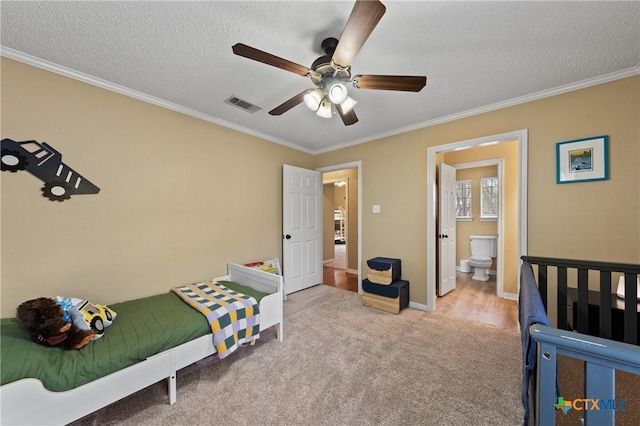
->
xmin=2 ymin=1 xmax=639 ymax=154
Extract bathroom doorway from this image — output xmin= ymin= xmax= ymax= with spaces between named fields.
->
xmin=453 ymin=158 xmax=503 ymax=296
xmin=426 ymin=129 xmax=528 ymax=312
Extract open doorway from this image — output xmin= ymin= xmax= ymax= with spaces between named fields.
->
xmin=452 ymin=158 xmax=504 ymax=296
xmin=318 ymin=162 xmax=362 ymax=293
xmin=323 ymin=177 xmax=348 ymax=270
xmin=426 ymin=129 xmax=528 ymax=313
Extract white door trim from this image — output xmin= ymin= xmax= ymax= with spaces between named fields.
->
xmin=318 ymin=161 xmax=363 ymax=293
xmin=426 ymin=129 xmax=528 ymax=311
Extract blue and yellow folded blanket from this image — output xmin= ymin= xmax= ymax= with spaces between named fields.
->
xmin=172 ymin=281 xmax=260 ymax=359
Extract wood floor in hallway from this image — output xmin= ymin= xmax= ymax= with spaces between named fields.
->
xmin=323 ymin=243 xmax=358 ymax=292
xmin=323 ymin=267 xmax=359 ymax=292
xmin=437 ymin=271 xmax=518 ymax=329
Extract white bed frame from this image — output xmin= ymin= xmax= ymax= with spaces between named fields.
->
xmin=0 ymin=263 xmax=284 ymax=426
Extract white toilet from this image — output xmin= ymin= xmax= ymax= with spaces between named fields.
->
xmin=469 ymin=235 xmax=498 ymax=281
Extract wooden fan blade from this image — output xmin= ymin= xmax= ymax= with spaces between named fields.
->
xmin=331 ymin=0 xmax=386 ymax=69
xmin=353 ymin=75 xmax=427 ymax=92
xmin=232 ymin=43 xmax=312 ymax=76
xmin=336 ymin=104 xmax=358 ymax=126
xmin=269 ymin=90 xmax=310 ymax=116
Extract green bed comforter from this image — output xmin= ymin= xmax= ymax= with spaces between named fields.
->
xmin=1 ymin=283 xmax=267 ymax=391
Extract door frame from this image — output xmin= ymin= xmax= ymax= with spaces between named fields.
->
xmin=426 ymin=129 xmax=528 ymax=311
xmin=318 ymin=161 xmax=363 ymax=293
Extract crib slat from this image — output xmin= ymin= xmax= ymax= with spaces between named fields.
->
xmin=577 ymin=268 xmax=589 ymax=334
xmin=557 ymin=267 xmax=568 ymax=330
xmin=584 ymin=361 xmax=615 ymax=425
xmin=599 ymin=271 xmax=613 ymax=340
xmin=623 ymin=272 xmax=638 ymax=345
xmin=538 ymin=264 xmax=548 ymax=311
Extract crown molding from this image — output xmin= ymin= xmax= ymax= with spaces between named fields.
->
xmin=311 ymin=64 xmax=640 ymax=154
xmin=0 ymin=46 xmax=315 ymax=155
xmin=3 ymin=46 xmax=637 ymax=156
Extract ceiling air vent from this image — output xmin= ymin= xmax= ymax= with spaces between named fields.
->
xmin=224 ymin=96 xmax=261 ymax=113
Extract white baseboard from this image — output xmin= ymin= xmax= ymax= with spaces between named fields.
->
xmin=323 ymin=258 xmax=335 ymax=264
xmin=409 ymin=301 xmax=430 ymax=312
xmin=455 ymin=266 xmax=496 ymax=275
xmin=500 ymin=292 xmax=518 ymax=300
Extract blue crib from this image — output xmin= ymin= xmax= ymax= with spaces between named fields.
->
xmin=519 ymin=260 xmax=640 ymax=426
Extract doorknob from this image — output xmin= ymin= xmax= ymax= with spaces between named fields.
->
xmin=438 ymin=234 xmax=449 ymax=239
xmin=284 ymin=234 xmax=292 ymax=240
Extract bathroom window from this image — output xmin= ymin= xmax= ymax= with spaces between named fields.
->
xmin=480 ymin=177 xmax=499 ymax=219
xmin=455 ymin=179 xmax=472 ymax=220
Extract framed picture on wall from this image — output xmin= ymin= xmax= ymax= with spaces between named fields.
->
xmin=556 ymin=135 xmax=609 ymax=184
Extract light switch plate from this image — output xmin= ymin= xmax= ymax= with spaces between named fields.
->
xmin=372 ymin=205 xmax=381 ymax=213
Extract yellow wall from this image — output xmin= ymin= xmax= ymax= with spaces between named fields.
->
xmin=322 ymin=183 xmax=336 ymax=260
xmin=334 ymin=184 xmax=346 ymax=208
xmin=0 ymin=58 xmax=314 ymax=315
xmin=2 ymin=57 xmax=639 ymax=314
xmin=315 ymin=76 xmax=640 ymax=306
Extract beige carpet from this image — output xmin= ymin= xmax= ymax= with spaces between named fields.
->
xmin=71 ymin=285 xmax=524 ymax=426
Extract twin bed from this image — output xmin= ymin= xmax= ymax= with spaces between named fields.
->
xmin=0 ymin=263 xmax=284 ymax=425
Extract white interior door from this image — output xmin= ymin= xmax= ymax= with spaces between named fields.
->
xmin=282 ymin=165 xmax=323 ymax=295
xmin=438 ymin=162 xmax=457 ymax=296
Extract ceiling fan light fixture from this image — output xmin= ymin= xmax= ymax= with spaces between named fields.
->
xmin=304 ymin=89 xmax=323 ymax=111
xmin=316 ymin=99 xmax=333 ymax=118
xmin=339 ymin=96 xmax=357 ymax=113
xmin=327 ymin=82 xmax=348 ymax=104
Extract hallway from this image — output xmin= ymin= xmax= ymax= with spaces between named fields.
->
xmin=324 ymin=242 xmax=346 ymax=269
xmin=323 ymin=244 xmax=358 ymax=292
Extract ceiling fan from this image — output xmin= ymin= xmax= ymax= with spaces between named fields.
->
xmin=232 ymin=0 xmax=427 ymax=126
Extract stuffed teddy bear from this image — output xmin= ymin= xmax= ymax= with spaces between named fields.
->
xmin=16 ymin=297 xmax=117 ymax=350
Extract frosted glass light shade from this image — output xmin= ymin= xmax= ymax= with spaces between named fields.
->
xmin=328 ymin=83 xmax=348 ymax=104
xmin=339 ymin=96 xmax=357 ymax=113
xmin=316 ymin=99 xmax=332 ymax=118
xmin=304 ymin=89 xmax=323 ymax=111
